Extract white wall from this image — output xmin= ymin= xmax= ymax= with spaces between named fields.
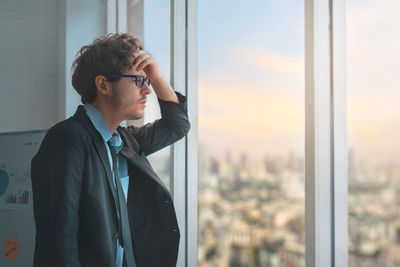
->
xmin=0 ymin=0 xmax=58 ymax=133
xmin=0 ymin=0 xmax=107 ymax=266
xmin=0 ymin=0 xmax=107 ymax=133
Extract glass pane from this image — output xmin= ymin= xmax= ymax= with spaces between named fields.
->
xmin=127 ymin=0 xmax=172 ymax=189
xmin=347 ymin=1 xmax=400 ymax=266
xmin=143 ymin=0 xmax=171 ymax=189
xmin=198 ymin=1 xmax=305 ymax=266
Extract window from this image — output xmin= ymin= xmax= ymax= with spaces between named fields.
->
xmin=198 ymin=1 xmax=305 ymax=266
xmin=143 ymin=0 xmax=172 ymax=189
xmin=126 ymin=0 xmax=172 ymax=189
xmin=347 ymin=0 xmax=400 ymax=266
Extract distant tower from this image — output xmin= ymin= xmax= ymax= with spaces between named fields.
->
xmin=225 ymin=149 xmax=232 ymax=163
xmin=210 ymin=158 xmax=220 ymax=175
xmin=396 ymin=222 xmax=400 ymax=244
xmin=240 ymin=152 xmax=248 ymax=169
xmin=348 ymin=148 xmax=355 ymax=174
xmin=287 ymin=151 xmax=297 ymax=171
xmin=264 ymin=156 xmax=278 ymax=175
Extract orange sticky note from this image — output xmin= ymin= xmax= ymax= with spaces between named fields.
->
xmin=3 ymin=238 xmax=19 ymax=259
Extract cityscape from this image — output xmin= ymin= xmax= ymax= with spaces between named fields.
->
xmin=198 ymin=149 xmax=305 ymax=267
xmin=197 ymin=148 xmax=400 ymax=267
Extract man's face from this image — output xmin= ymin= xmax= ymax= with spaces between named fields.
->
xmin=109 ymin=66 xmax=151 ymax=120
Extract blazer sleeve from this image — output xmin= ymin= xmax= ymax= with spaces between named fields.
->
xmin=126 ymin=91 xmax=191 ymax=156
xmin=31 ymin=127 xmax=86 ymax=267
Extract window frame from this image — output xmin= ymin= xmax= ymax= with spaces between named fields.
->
xmin=305 ymin=0 xmax=348 ymax=266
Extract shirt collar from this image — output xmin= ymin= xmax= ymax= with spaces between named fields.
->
xmin=84 ymin=104 xmax=123 ymax=153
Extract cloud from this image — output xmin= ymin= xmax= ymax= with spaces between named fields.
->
xmin=197 ymin=48 xmax=304 ymax=159
xmin=199 ymin=83 xmax=304 ymax=159
xmin=237 ymin=48 xmax=304 ymax=73
xmin=348 ymin=90 xmax=400 ymax=163
xmin=347 ymin=0 xmax=400 ymax=164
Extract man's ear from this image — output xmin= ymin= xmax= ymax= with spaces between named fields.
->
xmin=94 ymin=75 xmax=111 ymax=96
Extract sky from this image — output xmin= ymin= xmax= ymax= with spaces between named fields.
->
xmin=142 ymin=0 xmax=400 ymax=165
xmin=198 ymin=0 xmax=305 ymax=161
xmin=347 ymin=0 xmax=400 ymax=164
xmin=198 ymin=0 xmax=400 ymax=165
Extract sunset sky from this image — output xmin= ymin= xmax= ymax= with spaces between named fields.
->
xmin=347 ymin=0 xmax=400 ymax=164
xmin=198 ymin=0 xmax=400 ymax=165
xmin=198 ymin=0 xmax=304 ymax=161
xmin=143 ymin=0 xmax=400 ymax=165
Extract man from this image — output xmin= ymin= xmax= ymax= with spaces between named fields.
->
xmin=31 ymin=33 xmax=190 ymax=267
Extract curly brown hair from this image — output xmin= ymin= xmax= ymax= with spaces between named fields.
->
xmin=71 ymin=33 xmax=143 ymax=104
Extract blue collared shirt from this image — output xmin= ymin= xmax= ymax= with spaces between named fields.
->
xmin=84 ymin=104 xmax=134 ymax=267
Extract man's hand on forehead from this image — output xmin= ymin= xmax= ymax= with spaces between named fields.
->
xmin=132 ymin=50 xmax=161 ymax=81
xmin=131 ymin=49 xmax=178 ymax=103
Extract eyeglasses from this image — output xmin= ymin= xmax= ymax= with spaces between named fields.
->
xmin=104 ymin=74 xmax=151 ymax=87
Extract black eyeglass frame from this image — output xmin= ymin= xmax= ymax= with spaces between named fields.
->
xmin=104 ymin=74 xmax=151 ymax=87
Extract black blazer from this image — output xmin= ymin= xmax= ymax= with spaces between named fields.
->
xmin=31 ymin=92 xmax=190 ymax=267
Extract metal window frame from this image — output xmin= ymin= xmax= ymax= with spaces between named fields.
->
xmin=185 ymin=1 xmax=198 ymax=266
xmin=171 ymin=0 xmax=188 ymax=266
xmin=305 ymin=0 xmax=347 ymax=267
xmin=171 ymin=0 xmax=198 ymax=266
xmin=107 ymin=0 xmax=117 ymax=33
xmin=331 ymin=0 xmax=348 ymax=266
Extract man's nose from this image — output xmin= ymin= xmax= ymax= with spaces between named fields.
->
xmin=141 ymin=84 xmax=151 ymax=95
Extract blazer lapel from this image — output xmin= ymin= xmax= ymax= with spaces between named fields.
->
xmin=73 ymin=105 xmax=118 ymax=216
xmin=118 ymin=128 xmax=170 ymax=194
xmin=93 ymin=138 xmax=118 ymax=205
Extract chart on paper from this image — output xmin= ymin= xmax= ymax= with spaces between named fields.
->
xmin=0 ymin=131 xmax=45 ymax=209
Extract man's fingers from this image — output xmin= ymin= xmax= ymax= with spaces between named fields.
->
xmin=133 ymin=53 xmax=145 ymax=67
xmin=137 ymin=58 xmax=153 ymax=71
xmin=133 ymin=51 xmax=152 ymax=68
